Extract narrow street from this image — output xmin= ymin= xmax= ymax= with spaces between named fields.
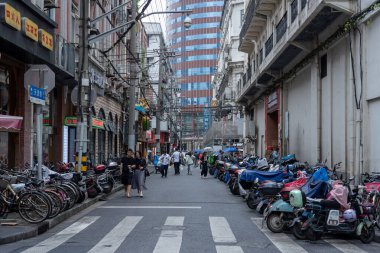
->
xmin=1 ymin=170 xmax=379 ymax=253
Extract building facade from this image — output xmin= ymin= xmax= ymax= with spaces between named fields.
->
xmin=166 ymin=0 xmax=224 ymax=151
xmin=0 ymin=0 xmax=139 ymax=168
xmin=237 ymin=0 xmax=380 ymax=179
xmin=205 ymin=0 xmax=246 ymax=150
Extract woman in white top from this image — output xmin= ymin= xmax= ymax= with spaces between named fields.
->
xmin=185 ymin=152 xmax=194 ymax=175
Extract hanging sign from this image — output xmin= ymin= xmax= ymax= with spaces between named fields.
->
xmin=64 ymin=116 xmax=105 ymax=130
xmin=1 ymin=3 xmax=21 ymax=31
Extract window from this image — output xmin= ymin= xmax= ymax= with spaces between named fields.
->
xmin=185 ymin=33 xmax=220 ymax=41
xmin=240 ymin=9 xmax=244 ymax=27
xmin=320 ymin=54 xmax=327 ymax=78
xmin=185 ymin=55 xmax=217 ymax=61
xmin=190 ymin=12 xmax=222 ymax=19
xmin=185 ymin=44 xmax=218 ymax=51
xmin=187 ymin=22 xmax=219 ymax=30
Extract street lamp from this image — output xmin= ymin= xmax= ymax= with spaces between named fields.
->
xmin=89 ymin=10 xmax=193 ymax=43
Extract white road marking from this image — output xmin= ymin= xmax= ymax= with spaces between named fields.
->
xmin=323 ymin=239 xmax=367 ymax=253
xmin=22 ymin=216 xmax=99 ymax=253
xmin=165 ymin=216 xmax=185 ymax=226
xmin=209 ymin=217 xmax=237 ymax=243
xmin=216 ymin=245 xmax=244 ymax=253
xmin=87 ymin=216 xmax=143 ymax=253
xmin=153 ymin=216 xmax=185 ymax=253
xmin=251 ymin=217 xmax=308 ymax=253
xmin=98 ymin=205 xmax=201 ymax=209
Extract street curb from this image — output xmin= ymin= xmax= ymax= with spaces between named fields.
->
xmin=0 ymin=184 xmax=123 ymax=245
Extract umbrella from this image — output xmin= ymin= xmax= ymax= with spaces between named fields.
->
xmin=193 ymin=149 xmax=203 ymax=154
xmin=204 ymin=147 xmax=213 ymax=152
xmin=223 ymin=147 xmax=238 ymax=153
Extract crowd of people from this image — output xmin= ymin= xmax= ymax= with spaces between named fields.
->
xmin=120 ymin=148 xmax=230 ymax=198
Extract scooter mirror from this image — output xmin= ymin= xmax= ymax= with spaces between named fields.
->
xmin=254 ymin=178 xmax=259 ymax=184
xmin=349 ymin=176 xmax=355 ymax=181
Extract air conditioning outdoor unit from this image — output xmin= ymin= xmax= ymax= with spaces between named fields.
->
xmin=58 ymin=37 xmax=68 ymax=69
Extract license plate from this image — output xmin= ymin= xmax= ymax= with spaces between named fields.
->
xmin=327 ymin=210 xmax=340 ymax=226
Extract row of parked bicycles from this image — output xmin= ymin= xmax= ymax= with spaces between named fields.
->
xmin=207 ymin=154 xmax=380 ymax=244
xmin=0 ymin=158 xmax=121 ymax=224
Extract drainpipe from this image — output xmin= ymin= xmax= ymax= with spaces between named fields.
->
xmin=316 ymin=56 xmax=322 ymax=163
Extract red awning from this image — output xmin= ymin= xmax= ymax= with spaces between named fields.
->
xmin=0 ymin=115 xmax=23 ymax=132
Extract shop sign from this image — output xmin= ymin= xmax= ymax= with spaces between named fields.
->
xmin=43 ymin=116 xmax=51 ymax=126
xmin=1 ymin=3 xmax=21 ymax=31
xmin=89 ymin=66 xmax=105 ymax=89
xmin=39 ymin=29 xmax=53 ymax=51
xmin=22 ymin=17 xmax=38 ymax=41
xmin=64 ymin=116 xmax=105 ymax=130
xmin=0 ymin=3 xmax=53 ymax=50
xmin=29 ymin=85 xmax=46 ymax=105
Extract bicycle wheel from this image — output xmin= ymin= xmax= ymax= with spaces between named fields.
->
xmin=374 ymin=193 xmax=380 ymax=229
xmin=45 ymin=186 xmax=70 ymax=211
xmin=59 ymin=185 xmax=77 ymax=209
xmin=44 ymin=189 xmax=64 ymax=218
xmin=18 ymin=192 xmax=50 ymax=223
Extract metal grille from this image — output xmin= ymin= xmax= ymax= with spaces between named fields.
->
xmin=265 ymin=34 xmax=273 ymax=57
xmin=276 ymin=13 xmax=288 ymax=43
xmin=291 ymin=0 xmax=298 ymax=23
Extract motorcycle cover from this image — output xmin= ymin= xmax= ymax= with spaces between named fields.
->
xmin=301 ymin=178 xmax=330 ymax=198
xmin=239 ymin=169 xmax=291 ymax=183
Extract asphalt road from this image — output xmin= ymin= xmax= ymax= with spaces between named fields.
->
xmin=1 ymin=166 xmax=380 ymax=253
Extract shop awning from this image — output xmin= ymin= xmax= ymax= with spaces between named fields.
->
xmin=135 ymin=105 xmax=146 ymax=114
xmin=0 ymin=115 xmax=23 ymax=132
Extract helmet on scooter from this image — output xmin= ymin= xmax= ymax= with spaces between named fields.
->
xmin=343 ymin=209 xmax=357 ymax=222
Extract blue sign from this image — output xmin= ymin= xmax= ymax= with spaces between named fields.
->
xmin=29 ymin=85 xmax=46 ymax=105
xmin=203 ymin=107 xmax=211 ymax=131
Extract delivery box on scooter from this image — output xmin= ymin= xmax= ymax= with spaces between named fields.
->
xmin=289 ymin=189 xmax=306 ymax=208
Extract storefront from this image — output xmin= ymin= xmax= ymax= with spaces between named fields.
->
xmin=62 ymin=116 xmax=105 ymax=163
xmin=0 ymin=1 xmax=56 ymax=167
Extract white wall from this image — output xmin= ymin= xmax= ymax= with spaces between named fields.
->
xmin=286 ymin=67 xmax=312 ymax=162
xmin=255 ymin=101 xmax=265 ymax=157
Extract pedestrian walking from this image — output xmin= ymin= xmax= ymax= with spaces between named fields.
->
xmin=159 ymin=151 xmax=170 ymax=178
xmin=132 ymin=151 xmax=146 ymax=198
xmin=153 ymin=152 xmax=160 ymax=174
xmin=121 ymin=149 xmax=136 ymax=198
xmin=185 ymin=152 xmax=194 ymax=175
xmin=171 ymin=148 xmax=181 ymax=175
xmin=200 ymin=152 xmax=208 ymax=178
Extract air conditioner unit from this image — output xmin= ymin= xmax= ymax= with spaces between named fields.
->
xmin=44 ymin=0 xmax=56 ymax=9
xmin=58 ymin=37 xmax=68 ymax=69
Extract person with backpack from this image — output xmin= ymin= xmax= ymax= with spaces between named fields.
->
xmin=171 ymin=148 xmax=181 ymax=175
xmin=185 ymin=152 xmax=194 ymax=175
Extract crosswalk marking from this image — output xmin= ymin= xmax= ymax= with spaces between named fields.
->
xmin=209 ymin=217 xmax=237 ymax=243
xmin=216 ymin=245 xmax=244 ymax=253
xmin=98 ymin=206 xmax=202 ymax=209
xmin=153 ymin=216 xmax=184 ymax=253
xmin=87 ymin=216 xmax=143 ymax=253
xmin=323 ymin=239 xmax=368 ymax=253
xmin=164 ymin=216 xmax=185 ymax=226
xmin=22 ymin=216 xmax=99 ymax=253
xmin=251 ymin=217 xmax=308 ymax=253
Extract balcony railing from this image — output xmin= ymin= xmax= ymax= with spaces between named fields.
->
xmin=265 ymin=34 xmax=273 ymax=57
xmin=239 ymin=0 xmax=261 ymax=47
xmin=291 ymin=0 xmax=298 ymax=23
xmin=55 ymin=35 xmax=75 ymax=76
xmin=276 ymin=13 xmax=288 ymax=43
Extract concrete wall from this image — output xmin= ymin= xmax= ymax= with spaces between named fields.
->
xmin=255 ymin=100 xmax=265 ymax=157
xmin=286 ymin=67 xmax=312 ymax=162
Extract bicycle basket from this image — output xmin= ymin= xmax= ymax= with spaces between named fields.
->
xmin=0 ymin=179 xmax=10 ymax=190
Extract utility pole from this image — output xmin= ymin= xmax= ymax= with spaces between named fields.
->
xmin=128 ymin=0 xmax=138 ymax=152
xmin=76 ymin=0 xmax=89 ymax=173
xmin=156 ymin=35 xmax=163 ymax=154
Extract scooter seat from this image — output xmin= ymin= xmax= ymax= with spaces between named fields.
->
xmin=320 ymin=200 xmax=340 ymax=209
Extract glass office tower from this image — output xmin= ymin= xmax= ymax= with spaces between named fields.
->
xmin=166 ymin=0 xmax=223 ymax=149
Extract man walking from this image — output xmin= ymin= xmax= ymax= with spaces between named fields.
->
xmin=171 ymin=148 xmax=181 ymax=175
xmin=159 ymin=151 xmax=170 ymax=178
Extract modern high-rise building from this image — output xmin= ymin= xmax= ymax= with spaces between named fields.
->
xmin=166 ymin=0 xmax=224 ymax=150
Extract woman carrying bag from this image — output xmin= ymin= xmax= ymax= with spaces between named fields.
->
xmin=185 ymin=152 xmax=194 ymax=175
xmin=132 ymin=151 xmax=146 ymax=198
